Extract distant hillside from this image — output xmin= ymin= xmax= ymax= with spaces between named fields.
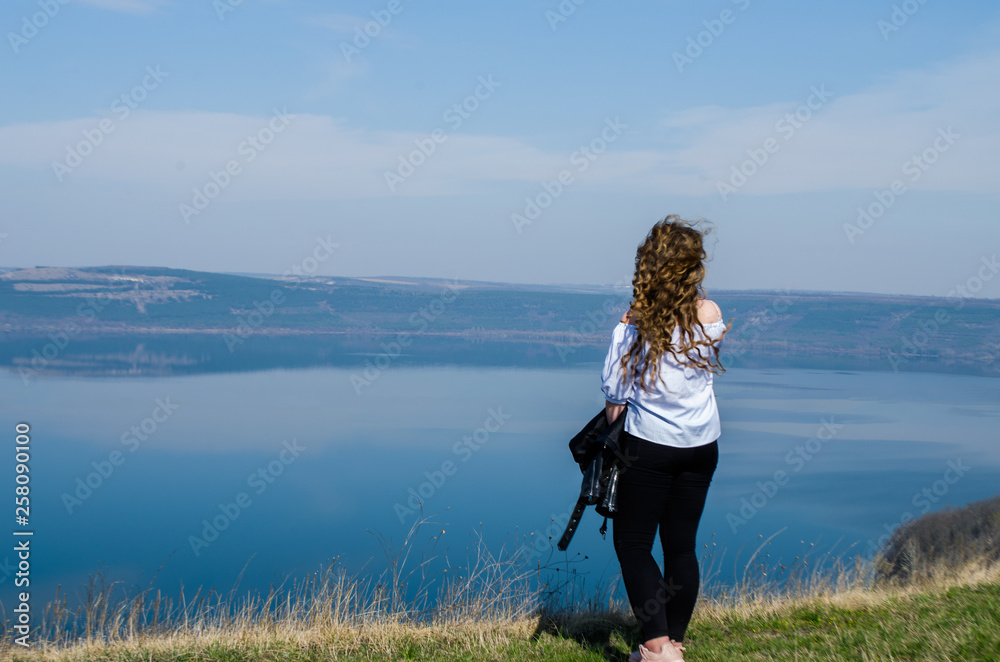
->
xmin=877 ymin=494 xmax=1000 ymax=585
xmin=0 ymin=265 xmax=998 ymax=377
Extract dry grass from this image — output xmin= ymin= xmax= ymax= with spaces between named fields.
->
xmin=3 ymin=513 xmax=999 ymax=661
xmin=2 ymin=515 xmax=549 ymax=660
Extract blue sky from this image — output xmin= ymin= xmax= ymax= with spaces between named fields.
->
xmin=1 ymin=0 xmax=998 ymax=297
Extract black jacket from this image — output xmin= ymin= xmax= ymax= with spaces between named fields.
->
xmin=558 ymin=405 xmax=630 ymax=550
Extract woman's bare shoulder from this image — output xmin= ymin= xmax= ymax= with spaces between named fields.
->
xmin=696 ymin=298 xmax=723 ymax=324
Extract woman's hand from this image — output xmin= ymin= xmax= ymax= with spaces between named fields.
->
xmin=621 ymin=309 xmax=633 ymax=324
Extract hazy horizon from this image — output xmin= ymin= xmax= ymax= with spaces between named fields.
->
xmin=2 ymin=1 xmax=998 ymax=298
xmin=3 ymin=263 xmax=999 ymax=301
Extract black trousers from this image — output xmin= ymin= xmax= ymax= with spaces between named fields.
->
xmin=612 ymin=430 xmax=718 ymax=643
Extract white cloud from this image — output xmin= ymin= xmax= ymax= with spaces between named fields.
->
xmin=652 ymin=50 xmax=1000 ymax=197
xmin=302 ymin=58 xmax=368 ymax=98
xmin=305 ymin=12 xmax=417 ymax=45
xmin=75 ymin=0 xmax=169 ymax=15
xmin=0 ymin=50 xmax=996 ymax=202
xmin=306 ymin=14 xmax=372 ymax=37
xmin=0 ymin=109 xmax=588 ymax=200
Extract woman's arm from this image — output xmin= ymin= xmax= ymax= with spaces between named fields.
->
xmin=605 ymin=400 xmax=626 ymax=425
xmin=607 ymin=309 xmax=634 ymax=423
xmin=602 ymin=308 xmax=636 ymax=424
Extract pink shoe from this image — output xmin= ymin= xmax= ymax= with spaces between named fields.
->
xmin=638 ymin=642 xmax=685 ymax=661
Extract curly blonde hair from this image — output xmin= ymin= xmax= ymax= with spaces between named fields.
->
xmin=619 ymin=215 xmax=731 ymax=392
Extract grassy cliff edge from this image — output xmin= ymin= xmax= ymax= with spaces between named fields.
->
xmin=5 ymin=498 xmax=1000 ymax=662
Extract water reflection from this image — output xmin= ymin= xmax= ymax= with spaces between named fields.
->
xmin=1 ymin=361 xmax=998 ymax=617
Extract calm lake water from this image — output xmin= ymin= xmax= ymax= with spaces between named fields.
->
xmin=2 ymin=361 xmax=999 ymax=615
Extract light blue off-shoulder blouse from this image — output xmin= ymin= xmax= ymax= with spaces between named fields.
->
xmin=601 ymin=318 xmax=727 ymax=448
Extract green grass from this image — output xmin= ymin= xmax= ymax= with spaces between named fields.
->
xmin=6 ymin=511 xmax=999 ymax=661
xmin=678 ymin=581 xmax=1000 ymax=661
xmin=6 ymin=566 xmax=999 ymax=661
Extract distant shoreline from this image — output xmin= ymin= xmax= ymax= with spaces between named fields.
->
xmin=2 ymin=265 xmax=998 ymax=379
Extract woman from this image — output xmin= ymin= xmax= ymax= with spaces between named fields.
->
xmin=601 ymin=215 xmax=730 ymax=662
